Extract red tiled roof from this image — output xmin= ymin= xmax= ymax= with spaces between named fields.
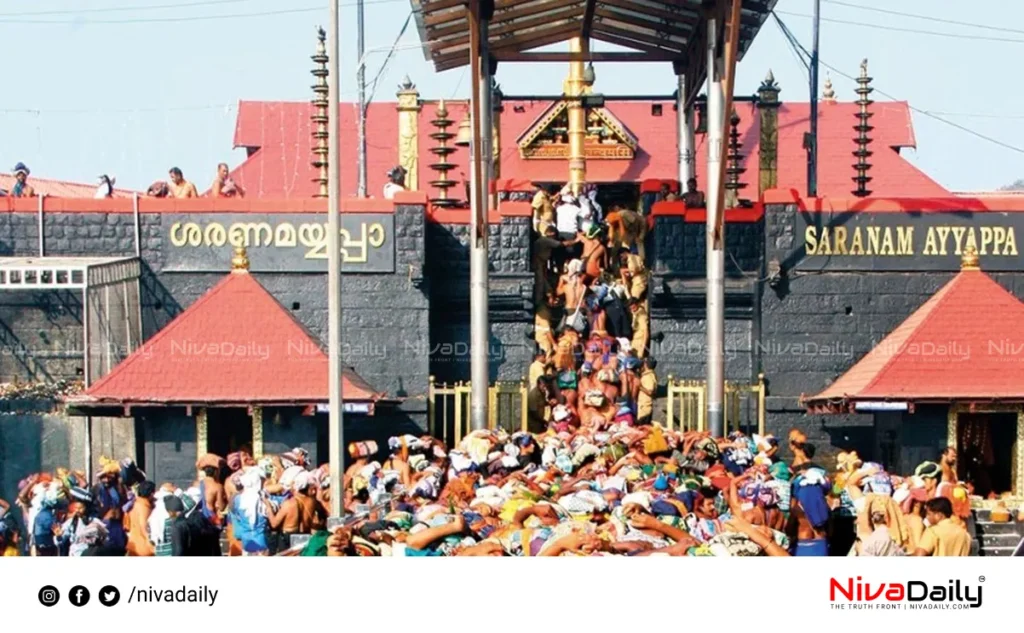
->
xmin=0 ymin=173 xmax=138 ymax=198
xmin=808 ymin=265 xmax=1024 ymax=404
xmin=77 ymin=269 xmax=381 ymax=405
xmin=229 ymin=98 xmax=948 ymax=199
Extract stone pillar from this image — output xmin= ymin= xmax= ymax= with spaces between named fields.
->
xmin=396 ymin=76 xmax=421 ymax=190
xmin=756 ymin=70 xmax=780 ymax=196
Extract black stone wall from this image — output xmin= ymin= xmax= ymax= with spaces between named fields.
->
xmin=756 ymin=203 xmax=1024 ymax=463
xmin=426 ymin=216 xmax=533 ymax=383
xmin=648 ymin=215 xmax=764 ymax=391
xmin=0 ymin=206 xmax=431 ymax=426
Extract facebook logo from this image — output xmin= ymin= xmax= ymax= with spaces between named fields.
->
xmin=69 ymin=585 xmax=90 ymax=607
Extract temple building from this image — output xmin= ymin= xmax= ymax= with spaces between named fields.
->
xmin=803 ymin=247 xmax=1024 ymax=500
xmin=65 ymin=246 xmax=408 ymax=489
xmin=226 ymin=72 xmax=948 ymax=201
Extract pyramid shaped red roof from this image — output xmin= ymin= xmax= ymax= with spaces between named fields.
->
xmin=807 ymin=261 xmax=1024 ymax=405
xmin=77 ymin=269 xmax=381 ymax=405
xmin=227 ymin=98 xmax=947 ymax=199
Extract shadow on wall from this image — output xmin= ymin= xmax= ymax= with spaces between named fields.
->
xmin=138 ymin=262 xmax=183 ymax=339
xmin=0 ymin=405 xmax=63 ymax=509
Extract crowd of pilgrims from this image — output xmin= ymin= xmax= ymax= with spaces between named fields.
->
xmin=0 ymin=182 xmax=988 ymax=558
xmin=0 ymin=437 xmax=981 ymax=557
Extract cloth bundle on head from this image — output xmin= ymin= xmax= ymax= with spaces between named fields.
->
xmin=68 ymin=485 xmax=92 ymax=503
xmin=226 ymin=452 xmax=245 ymax=472
xmin=97 ymin=456 xmax=121 ymax=477
xmin=836 ymin=451 xmax=862 ymax=473
xmin=182 ymin=488 xmax=201 ymax=516
xmin=282 ymin=447 xmax=310 ymax=467
xmin=914 ymin=461 xmax=941 ymax=480
xmin=196 ymin=453 xmax=225 ymax=471
xmin=584 ymin=389 xmax=606 ymax=407
xmin=859 ymin=463 xmax=893 ymax=496
xmin=278 ymin=465 xmax=305 ymax=491
xmin=694 ymin=437 xmax=721 ymax=461
xmin=792 ymin=468 xmax=831 ymax=529
xmin=621 ymin=491 xmax=652 ymax=513
xmin=567 ymin=259 xmax=584 ymax=276
xmin=643 ymin=427 xmax=669 ymax=455
xmin=347 ymin=442 xmax=378 ymax=460
xmin=256 ymin=457 xmax=276 ymax=479
xmin=73 ymin=521 xmax=108 ymax=548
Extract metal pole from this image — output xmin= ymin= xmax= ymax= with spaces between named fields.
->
xmin=705 ymin=15 xmax=726 ymax=438
xmin=133 ymin=192 xmax=141 ymax=258
xmin=37 ymin=195 xmax=45 ymax=256
xmin=468 ymin=6 xmax=490 ymax=431
xmin=677 ymin=74 xmax=695 ymax=185
xmin=328 ymin=0 xmax=345 ymax=519
xmin=83 ymin=287 xmax=92 ymax=484
xmin=356 ymin=0 xmax=367 ymax=198
xmin=808 ymin=0 xmax=820 ymax=197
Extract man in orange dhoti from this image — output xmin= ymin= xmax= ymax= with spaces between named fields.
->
xmin=126 ymin=481 xmax=156 ymax=556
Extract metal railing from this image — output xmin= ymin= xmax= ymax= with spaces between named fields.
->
xmin=428 ymin=376 xmax=528 ymax=446
xmin=666 ymin=373 xmax=765 ymax=436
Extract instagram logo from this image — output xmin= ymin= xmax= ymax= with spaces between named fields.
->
xmin=38 ymin=585 xmax=60 ymax=607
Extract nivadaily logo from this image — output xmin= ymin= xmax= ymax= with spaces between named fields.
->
xmin=830 ymin=576 xmax=984 ymax=610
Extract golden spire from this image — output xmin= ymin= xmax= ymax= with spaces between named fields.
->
xmin=231 ymin=246 xmax=250 ymax=273
xmin=961 ymin=245 xmax=980 ymax=270
xmin=822 ymin=73 xmax=835 ymax=102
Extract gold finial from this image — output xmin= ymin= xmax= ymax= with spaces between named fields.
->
xmin=822 ymin=73 xmax=835 ymax=102
xmin=231 ymin=246 xmax=250 ymax=273
xmin=961 ymin=246 xmax=980 ymax=270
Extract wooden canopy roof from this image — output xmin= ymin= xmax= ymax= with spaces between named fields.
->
xmin=412 ymin=0 xmax=778 ymax=73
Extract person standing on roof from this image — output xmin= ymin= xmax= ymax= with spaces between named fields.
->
xmin=383 ymin=166 xmax=407 ymax=199
xmin=211 ymin=163 xmax=245 ymax=198
xmin=168 ymin=167 xmax=198 ymax=198
xmin=10 ymin=163 xmax=34 ymax=197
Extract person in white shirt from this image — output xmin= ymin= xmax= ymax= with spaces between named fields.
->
xmin=383 ymin=166 xmax=407 ymax=199
xmin=555 ymin=193 xmax=581 ymax=239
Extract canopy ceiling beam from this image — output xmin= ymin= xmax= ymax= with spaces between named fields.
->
xmin=430 ymin=4 xmax=582 ymax=48
xmin=424 ymin=0 xmax=548 ymax=28
xmin=591 ymin=22 xmax=685 ymax=53
xmin=581 ymin=0 xmax=597 ymax=43
xmin=591 ymin=28 xmax=682 ymax=56
xmin=434 ymin=22 xmax=582 ymax=70
xmin=597 ymin=5 xmax=695 ymax=34
xmin=495 ymin=50 xmax=680 ymax=63
xmin=600 ymin=0 xmax=700 ymax=26
xmin=593 ymin=8 xmax=692 ymax=46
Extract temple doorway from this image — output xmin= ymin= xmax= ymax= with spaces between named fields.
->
xmin=957 ymin=412 xmax=1017 ymax=498
xmin=596 ymin=183 xmax=640 ymax=211
xmin=207 ymin=408 xmax=254 ymax=459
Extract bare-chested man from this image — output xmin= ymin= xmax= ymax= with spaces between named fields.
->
xmin=168 ymin=167 xmax=198 ymax=198
xmin=199 ymin=466 xmax=228 ymax=527
xmin=267 ymin=473 xmax=327 ymax=538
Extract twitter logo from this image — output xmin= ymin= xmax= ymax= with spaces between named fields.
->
xmin=99 ymin=586 xmax=120 ymax=607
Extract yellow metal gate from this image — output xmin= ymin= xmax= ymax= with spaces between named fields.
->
xmin=666 ymin=373 xmax=766 ymax=436
xmin=428 ymin=376 xmax=528 ymax=446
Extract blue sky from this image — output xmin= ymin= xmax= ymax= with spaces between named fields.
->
xmin=1 ymin=0 xmax=1021 ymax=192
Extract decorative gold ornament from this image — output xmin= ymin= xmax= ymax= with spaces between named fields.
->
xmin=961 ymin=245 xmax=980 ymax=270
xmin=396 ymin=75 xmax=421 ymax=191
xmin=195 ymin=407 xmax=208 ymax=461
xmin=251 ymin=405 xmax=264 ymax=459
xmin=231 ymin=246 xmax=250 ymax=272
xmin=310 ymin=27 xmax=330 ymax=198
